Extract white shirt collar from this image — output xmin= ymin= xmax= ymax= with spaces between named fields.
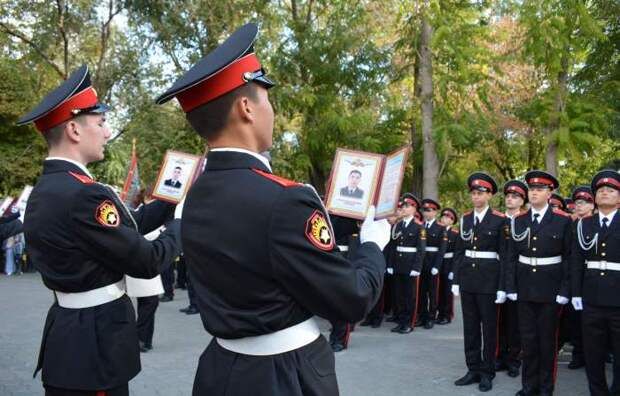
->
xmin=210 ymin=147 xmax=272 ymax=172
xmin=474 ymin=206 xmax=489 ymax=223
xmin=45 ymin=157 xmax=94 ymax=179
xmin=531 ymin=204 xmax=549 ymax=222
xmin=600 ymin=209 xmax=617 ymax=227
xmin=425 ymin=218 xmax=436 ymax=228
xmin=402 ymin=215 xmax=414 ymax=227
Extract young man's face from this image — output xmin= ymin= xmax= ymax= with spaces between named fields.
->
xmin=470 ymin=190 xmax=492 ymax=208
xmin=504 ymin=193 xmax=524 ymax=211
xmin=574 ymin=199 xmax=594 ymax=218
xmin=595 ymin=186 xmax=620 ymax=209
xmin=422 ymin=208 xmax=437 ymax=221
xmin=348 ymin=172 xmax=362 ymax=189
xmin=253 ymin=86 xmax=274 ymax=152
xmin=528 ymin=186 xmax=552 ymax=207
xmin=172 ymin=167 xmax=182 ymax=180
xmin=79 ymin=113 xmax=111 ymax=163
xmin=401 ymin=203 xmax=416 ymax=217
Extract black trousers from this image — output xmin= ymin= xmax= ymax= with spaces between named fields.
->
xmin=582 ymin=304 xmax=620 ymax=396
xmin=437 ymin=272 xmax=454 ymax=321
xmin=136 ymin=296 xmax=159 ymax=346
xmin=418 ymin=270 xmax=438 ymax=322
xmin=498 ymin=300 xmax=521 ymax=369
xmin=518 ymin=301 xmax=561 ymax=394
xmin=45 ymin=383 xmax=129 ymax=396
xmin=187 ymin=271 xmax=197 ymax=307
xmin=558 ymin=304 xmax=583 ymax=362
xmin=161 ymin=264 xmax=175 ymax=297
xmin=460 ymin=291 xmax=498 ymax=377
xmin=193 ymin=336 xmax=338 ymax=396
xmin=392 ymin=274 xmax=420 ymax=327
xmin=176 ymin=254 xmax=187 ymax=288
xmin=329 ymin=320 xmax=350 ymax=347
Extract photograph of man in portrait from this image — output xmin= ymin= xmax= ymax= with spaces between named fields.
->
xmin=164 ymin=166 xmax=183 ymax=189
xmin=340 ymin=169 xmax=364 ymax=199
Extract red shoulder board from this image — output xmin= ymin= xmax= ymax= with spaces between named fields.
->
xmin=415 ymin=219 xmax=424 ymax=226
xmin=516 ymin=211 xmax=529 ymax=218
xmin=68 ymin=171 xmax=95 ymax=184
xmin=464 ymin=210 xmax=472 ymax=216
xmin=252 ymin=168 xmax=301 ymax=187
xmin=449 ymin=227 xmax=459 ymax=234
xmin=553 ymin=208 xmax=570 ymax=217
xmin=492 ymin=209 xmax=506 ymax=218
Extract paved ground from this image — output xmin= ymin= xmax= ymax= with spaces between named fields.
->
xmin=0 ymin=273 xmax=603 ymax=395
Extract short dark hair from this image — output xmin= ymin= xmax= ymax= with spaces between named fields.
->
xmin=174 ymin=166 xmax=182 ymax=170
xmin=42 ymin=116 xmax=87 ymax=147
xmin=186 ymin=83 xmax=259 ymax=140
xmin=349 ymin=170 xmax=362 ymax=177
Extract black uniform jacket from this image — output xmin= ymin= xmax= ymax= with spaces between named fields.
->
xmin=572 ymin=212 xmax=620 ymax=307
xmin=453 ymin=209 xmax=509 ymax=295
xmin=437 ymin=226 xmax=458 ymax=275
xmin=390 ymin=219 xmax=426 ymax=275
xmin=506 ymin=207 xmax=572 ymax=302
xmin=24 ymin=159 xmax=181 ymax=390
xmin=181 ymin=151 xmax=386 ymax=340
xmin=0 ymin=215 xmax=23 ymax=240
xmin=422 ymin=220 xmax=447 ymax=272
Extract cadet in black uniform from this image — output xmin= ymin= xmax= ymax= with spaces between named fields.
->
xmin=436 ymin=207 xmax=458 ymax=325
xmin=572 ymin=170 xmax=620 ymax=396
xmin=507 ymin=170 xmax=572 ymax=396
xmin=0 ymin=211 xmax=23 ymax=241
xmin=452 ymin=172 xmax=509 ymax=392
xmin=388 ymin=193 xmax=426 ymax=334
xmin=497 ymin=180 xmax=528 ymax=378
xmin=155 ymin=24 xmax=389 ymax=396
xmin=329 ymin=215 xmax=361 ymax=352
xmin=16 ymin=65 xmax=182 ymax=396
xmin=418 ymin=198 xmax=445 ymax=329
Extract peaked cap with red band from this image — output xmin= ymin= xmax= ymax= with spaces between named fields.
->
xmin=591 ymin=169 xmax=620 ymax=193
xmin=503 ymin=179 xmax=528 ymax=202
xmin=421 ymin=198 xmax=440 ymax=211
xmin=571 ymin=185 xmax=594 ymax=203
xmin=17 ymin=65 xmax=109 ymax=132
xmin=549 ymin=193 xmax=565 ymax=210
xmin=441 ymin=207 xmax=457 ymax=222
xmin=400 ymin=193 xmax=420 ymax=209
xmin=156 ymin=23 xmax=274 ymax=112
xmin=467 ymin=172 xmax=498 ymax=194
xmin=525 ymin=170 xmax=559 ymax=190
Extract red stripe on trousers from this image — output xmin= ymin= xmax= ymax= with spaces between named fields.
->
xmin=410 ymin=276 xmax=421 ymax=328
xmin=97 ymin=392 xmax=106 ymax=396
xmin=343 ymin=323 xmax=351 ymax=348
xmin=495 ymin=305 xmax=501 ymax=358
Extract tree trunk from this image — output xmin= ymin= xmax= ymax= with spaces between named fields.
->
xmin=545 ymin=55 xmax=568 ymax=176
xmin=419 ymin=16 xmax=439 ymax=200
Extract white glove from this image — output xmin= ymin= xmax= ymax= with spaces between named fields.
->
xmin=360 ymin=206 xmax=391 ymax=250
xmin=431 ymin=267 xmax=439 ymax=276
xmin=556 ymin=295 xmax=569 ymax=305
xmin=448 ymin=272 xmax=454 ymax=281
xmin=571 ymin=297 xmax=583 ymax=311
xmin=409 ymin=270 xmax=420 ymax=277
xmin=507 ymin=293 xmax=518 ymax=301
xmin=386 ymin=267 xmax=394 ymax=275
xmin=174 ymin=197 xmax=186 ymax=219
xmin=451 ymin=284 xmax=460 ymax=296
xmin=495 ymin=291 xmax=507 ymax=304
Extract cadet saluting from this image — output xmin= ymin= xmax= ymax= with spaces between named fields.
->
xmin=17 ymin=65 xmax=182 ymax=396
xmin=155 ymin=24 xmax=390 ymax=396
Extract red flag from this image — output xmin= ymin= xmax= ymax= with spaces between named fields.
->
xmin=121 ymin=139 xmax=141 ymax=208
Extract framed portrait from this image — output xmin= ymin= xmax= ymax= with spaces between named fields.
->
xmin=151 ymin=150 xmax=202 ymax=204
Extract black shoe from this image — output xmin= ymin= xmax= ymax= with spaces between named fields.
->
xmin=436 ymin=317 xmax=450 ymax=325
xmin=454 ymin=371 xmax=480 ymax=386
xmin=386 ymin=315 xmax=397 ymax=323
xmin=397 ymin=326 xmax=413 ymax=334
xmin=185 ymin=306 xmax=199 ymax=315
xmin=424 ymin=320 xmax=434 ymax=329
xmin=495 ymin=361 xmax=508 ymax=371
xmin=507 ymin=366 xmax=520 ymax=377
xmin=370 ymin=319 xmax=382 ymax=328
xmin=390 ymin=324 xmax=403 ymax=333
xmin=331 ymin=343 xmax=345 ymax=352
xmin=515 ymin=389 xmax=536 ymax=396
xmin=479 ymin=376 xmax=492 ymax=392
xmin=179 ymin=306 xmax=191 ymax=313
xmin=159 ymin=295 xmax=173 ymax=302
xmin=415 ymin=319 xmax=425 ymax=327
xmin=568 ymin=359 xmax=585 ymax=369
xmin=359 ymin=318 xmax=373 ymax=326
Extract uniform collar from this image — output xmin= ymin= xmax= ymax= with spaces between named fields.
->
xmin=531 ymin=204 xmax=549 ymax=222
xmin=425 ymin=218 xmax=436 ymax=228
xmin=599 ymin=209 xmax=617 ymax=227
xmin=206 ymin=149 xmax=272 ymax=173
xmin=402 ymin=215 xmax=414 ymax=228
xmin=44 ymin=157 xmax=94 ymax=179
xmin=209 ymin=147 xmax=272 ymax=172
xmin=474 ymin=206 xmax=489 ymax=223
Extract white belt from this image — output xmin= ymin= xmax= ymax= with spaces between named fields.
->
xmin=444 ymin=252 xmax=454 ymax=259
xmin=396 ymin=246 xmax=417 ymax=253
xmin=465 ymin=250 xmax=498 ymax=259
xmin=216 ymin=317 xmax=320 ymax=356
xmin=337 ymin=245 xmax=349 ymax=252
xmin=54 ymin=280 xmax=126 ymax=309
xmin=519 ymin=255 xmax=562 ymax=266
xmin=426 ymin=247 xmax=439 ymax=252
xmin=587 ymin=261 xmax=620 ymax=271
